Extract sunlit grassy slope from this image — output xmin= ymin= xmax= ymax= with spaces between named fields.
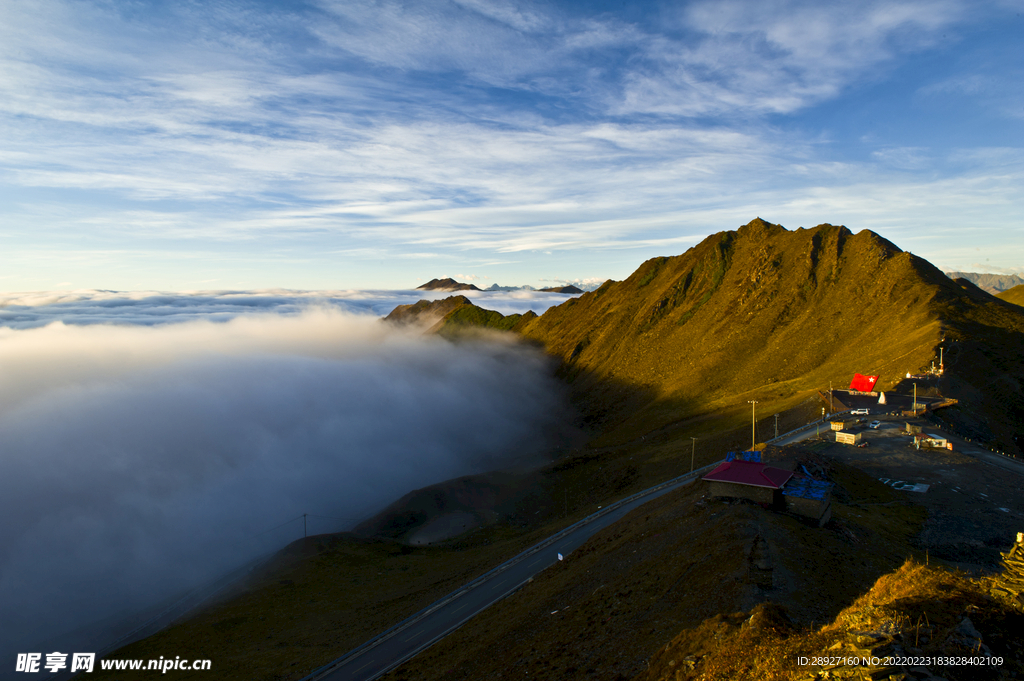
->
xmin=638 ymin=557 xmax=1023 ymax=681
xmin=385 ymin=294 xmax=535 ymax=335
xmin=998 ymin=284 xmax=1024 ymax=307
xmin=383 ymin=449 xmax=932 ymax=681
xmin=510 ymin=219 xmax=1024 ymax=454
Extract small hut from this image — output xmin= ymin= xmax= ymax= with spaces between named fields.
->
xmin=781 ymin=477 xmax=833 ymax=526
xmin=702 ymin=460 xmax=793 ymax=505
xmin=836 ymin=431 xmax=862 ymax=445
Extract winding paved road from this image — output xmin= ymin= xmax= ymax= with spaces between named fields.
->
xmin=301 ymin=460 xmax=722 ymax=681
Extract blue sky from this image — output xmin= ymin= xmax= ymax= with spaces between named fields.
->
xmin=1 ymin=0 xmax=1021 ymax=291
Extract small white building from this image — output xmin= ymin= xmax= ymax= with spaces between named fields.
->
xmin=916 ymin=433 xmax=948 ymax=449
xmin=836 ymin=431 xmax=862 ymax=445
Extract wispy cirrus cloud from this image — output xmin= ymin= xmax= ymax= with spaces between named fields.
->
xmin=615 ymin=0 xmax=966 ymax=116
xmin=0 ymin=0 xmax=1020 ymax=289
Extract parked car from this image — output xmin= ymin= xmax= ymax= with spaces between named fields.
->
xmin=868 ymin=420 xmax=881 ymax=429
xmin=851 ymin=408 xmax=870 ymax=415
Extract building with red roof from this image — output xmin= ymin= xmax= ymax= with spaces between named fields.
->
xmin=702 ymin=460 xmax=794 ymax=505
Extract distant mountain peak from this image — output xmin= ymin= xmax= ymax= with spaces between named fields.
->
xmin=384 ymin=295 xmax=535 ymax=336
xmin=945 ymin=271 xmax=1024 ymax=294
xmin=416 ymin=278 xmax=481 ymax=291
xmin=737 ymin=217 xmax=787 ymax=236
xmin=487 ymin=283 xmax=536 ymax=291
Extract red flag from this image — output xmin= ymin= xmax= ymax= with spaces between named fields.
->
xmin=849 ymin=374 xmax=879 ymax=391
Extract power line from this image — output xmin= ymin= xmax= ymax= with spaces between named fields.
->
xmin=248 ymin=515 xmax=305 ymax=540
xmin=307 ymin=514 xmax=363 ymax=522
xmin=246 ymin=513 xmax=365 ymax=542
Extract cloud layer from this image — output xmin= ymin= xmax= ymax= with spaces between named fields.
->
xmin=0 ymin=308 xmax=566 ymax=657
xmin=0 ymin=288 xmax=582 ymax=329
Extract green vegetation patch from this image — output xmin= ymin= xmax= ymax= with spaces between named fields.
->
xmin=636 ymin=257 xmax=667 ymax=287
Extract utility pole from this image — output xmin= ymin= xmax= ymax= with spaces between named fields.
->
xmin=829 ymin=381 xmax=834 ymax=412
xmin=747 ymin=400 xmax=758 ymax=448
xmin=774 ymin=413 xmax=780 ymax=439
xmin=303 ymin=513 xmax=307 ymax=538
xmin=690 ymin=437 xmax=698 ymax=472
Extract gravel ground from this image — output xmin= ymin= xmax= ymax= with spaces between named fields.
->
xmin=814 ymin=414 xmax=1023 ymax=571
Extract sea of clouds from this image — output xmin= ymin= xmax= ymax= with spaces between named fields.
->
xmin=0 ymin=291 xmax=573 ymax=661
xmin=0 ymin=287 xmax=580 ymax=329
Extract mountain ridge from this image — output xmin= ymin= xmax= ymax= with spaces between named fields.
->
xmin=427 ymin=218 xmax=1023 ymax=456
xmin=998 ymin=284 xmax=1024 ymax=307
xmin=515 ymin=220 xmax=940 ymax=438
xmin=539 ymin=285 xmax=584 ymax=293
xmin=416 ymin=277 xmax=481 ymax=291
xmin=384 ymin=295 xmax=537 ymax=336
xmin=946 ymin=271 xmax=1024 ymax=293
xmin=397 ymin=220 xmax=1023 ymax=456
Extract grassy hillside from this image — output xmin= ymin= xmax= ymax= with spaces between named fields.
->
xmin=384 ymin=294 xmax=535 ymax=337
xmin=516 ymin=219 xmax=1024 ymax=455
xmin=87 ymin=528 xmax=559 ymax=681
xmin=998 ymin=284 xmax=1024 ymax=307
xmin=927 ymin=278 xmax=1024 ymax=455
xmin=382 ymin=448 xmax=930 ymax=681
xmin=639 ymin=558 xmax=1023 ymax=681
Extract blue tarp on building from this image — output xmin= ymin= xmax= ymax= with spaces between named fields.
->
xmin=781 ymin=477 xmax=833 ymax=500
xmin=725 ymin=450 xmax=762 ymax=463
